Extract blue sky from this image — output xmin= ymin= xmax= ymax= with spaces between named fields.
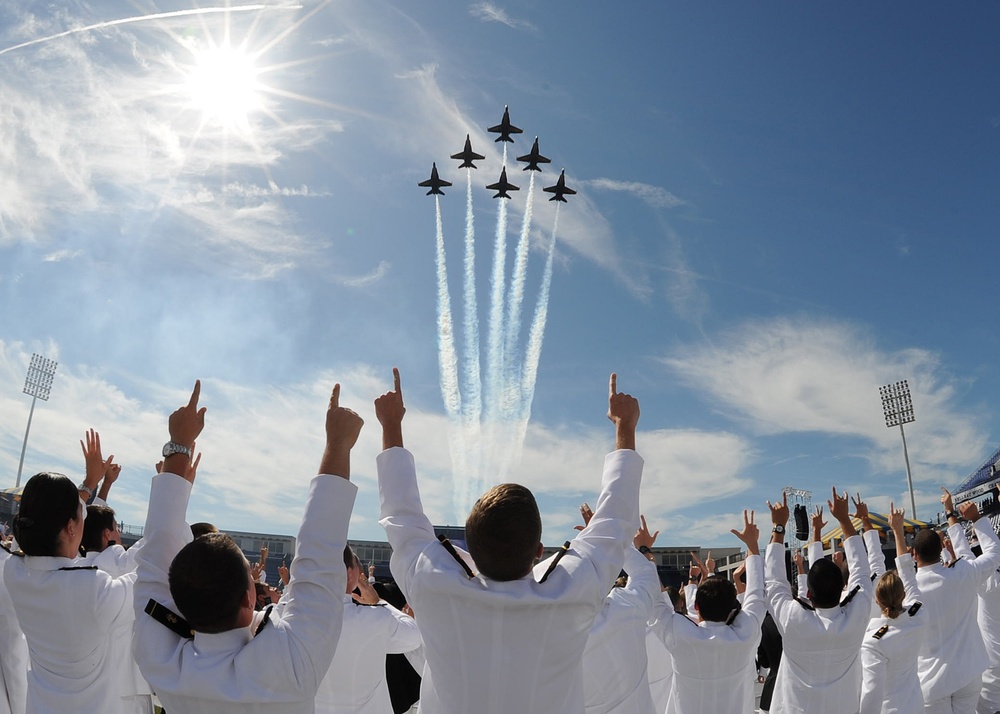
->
xmin=2 ymin=1 xmax=999 ymax=547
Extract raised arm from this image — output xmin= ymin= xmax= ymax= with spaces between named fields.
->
xmin=956 ymin=500 xmax=1000 ymax=586
xmin=831 ymin=488 xmax=871 ymax=596
xmin=765 ymin=492 xmax=795 ymax=626
xmin=807 ymin=506 xmax=826 ymax=566
xmin=854 ymin=493 xmax=886 ymax=581
xmin=607 ymin=372 xmax=638 ymax=451
xmin=889 ymin=503 xmax=920 ymax=605
xmin=731 ymin=510 xmax=766 ymax=625
xmin=80 ymin=429 xmax=113 ymax=503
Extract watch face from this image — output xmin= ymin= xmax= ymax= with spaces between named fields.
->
xmin=773 ymin=524 xmax=785 ymax=534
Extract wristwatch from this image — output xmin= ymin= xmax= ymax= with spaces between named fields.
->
xmin=162 ymin=441 xmax=192 ymax=459
xmin=638 ymin=545 xmax=653 ymax=555
xmin=772 ymin=524 xmax=785 ymax=535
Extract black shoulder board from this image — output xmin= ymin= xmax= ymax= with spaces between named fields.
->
xmin=538 ymin=540 xmax=572 ymax=584
xmin=872 ymin=624 xmax=889 ymax=640
xmin=871 ymin=572 xmax=878 ymax=582
xmin=794 ymin=597 xmax=815 ymax=611
xmin=352 ymin=600 xmax=387 ymax=607
xmin=725 ymin=602 xmax=742 ymax=626
xmin=437 ymin=535 xmax=476 ymax=578
xmin=907 ymin=602 xmax=922 ymax=617
xmin=58 ymin=565 xmax=98 ymax=571
xmin=947 ymin=559 xmax=958 ymax=568
xmin=253 ymin=604 xmax=273 ymax=637
xmin=144 ymin=599 xmax=194 ymax=639
xmin=0 ymin=543 xmax=23 ymax=557
xmin=840 ymin=585 xmax=861 ymax=607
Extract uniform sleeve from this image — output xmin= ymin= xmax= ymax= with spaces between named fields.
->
xmin=863 ymin=528 xmax=886 ymax=582
xmin=765 ymin=542 xmax=795 ymax=632
xmin=377 ymin=447 xmax=439 ymax=599
xmin=859 ymin=641 xmax=887 ymax=714
xmin=965 ymin=519 xmax=1000 ymax=588
xmin=807 ymin=540 xmax=824 ymax=567
xmin=383 ymin=605 xmax=422 ymax=654
xmin=740 ymin=553 xmax=767 ymax=627
xmin=619 ymin=546 xmax=661 ymax=617
xmin=796 ymin=573 xmax=808 ymax=598
xmin=895 ymin=553 xmax=920 ymax=606
xmin=843 ymin=534 xmax=872 ymax=598
xmin=949 ymin=522 xmax=974 ymax=561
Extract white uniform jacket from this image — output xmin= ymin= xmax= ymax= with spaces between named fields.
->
xmin=133 ymin=471 xmax=357 ymax=714
xmin=314 ymin=594 xmax=422 ymax=714
xmin=3 ymin=551 xmax=134 ymax=714
xmin=765 ymin=534 xmax=872 ymax=714
xmin=377 ymin=447 xmax=643 ymax=714
xmin=645 ymin=618 xmax=673 ymax=714
xmin=859 ymin=553 xmax=924 ymax=714
xmin=950 ymin=522 xmax=1000 ymax=668
xmin=0 ymin=548 xmax=27 ymax=714
xmin=582 ymin=546 xmax=660 ymax=714
xmin=914 ymin=517 xmax=1000 ymax=702
xmin=654 ymin=553 xmax=766 ymax=714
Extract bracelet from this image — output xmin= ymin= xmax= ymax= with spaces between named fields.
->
xmin=78 ymin=483 xmax=95 ymax=500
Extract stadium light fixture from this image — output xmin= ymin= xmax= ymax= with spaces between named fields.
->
xmin=879 ymin=380 xmax=917 ymax=520
xmin=15 ymin=354 xmax=58 ymax=488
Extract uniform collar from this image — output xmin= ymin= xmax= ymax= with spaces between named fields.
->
xmin=22 ymin=554 xmax=81 ymax=571
xmin=192 ymin=626 xmax=253 ymax=654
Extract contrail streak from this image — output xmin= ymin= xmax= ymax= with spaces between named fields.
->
xmin=502 ymin=170 xmax=535 ymax=419
xmin=435 ymin=198 xmax=462 ymax=423
xmin=0 ymin=5 xmax=301 ymax=58
xmin=460 ymin=170 xmax=482 ymax=514
xmin=484 ymin=144 xmax=509 ymax=423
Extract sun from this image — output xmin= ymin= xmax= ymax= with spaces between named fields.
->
xmin=184 ymin=42 xmax=262 ymax=131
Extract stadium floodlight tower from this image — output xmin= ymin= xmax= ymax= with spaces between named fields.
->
xmin=879 ymin=379 xmax=917 ymax=521
xmin=15 ymin=354 xmax=58 ymax=488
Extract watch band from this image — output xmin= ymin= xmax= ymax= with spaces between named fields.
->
xmin=77 ymin=483 xmax=95 ymax=499
xmin=162 ymin=441 xmax=193 ymax=459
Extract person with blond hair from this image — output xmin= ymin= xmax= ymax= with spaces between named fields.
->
xmin=859 ymin=504 xmax=924 ymax=714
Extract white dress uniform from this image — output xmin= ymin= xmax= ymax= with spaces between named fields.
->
xmin=859 ymin=553 xmax=924 ymax=714
xmin=653 ymin=553 xmax=766 ymax=714
xmin=864 ymin=529 xmax=889 ymax=620
xmin=645 ymin=606 xmax=674 ymax=714
xmin=914 ymin=518 xmax=1000 ymax=713
xmin=582 ymin=546 xmax=660 ymax=714
xmin=314 ymin=595 xmax=422 ymax=714
xmin=82 ymin=541 xmax=153 ymax=714
xmin=132 ymin=471 xmax=357 ymax=714
xmin=376 ymin=447 xmax=643 ymax=714
xmin=765 ymin=533 xmax=872 ymax=714
xmin=947 ymin=523 xmax=1000 ymax=714
xmin=0 ymin=548 xmax=27 ymax=714
xmin=3 ymin=548 xmax=135 ymax=713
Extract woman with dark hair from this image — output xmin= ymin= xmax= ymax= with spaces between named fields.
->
xmin=3 ymin=431 xmax=136 ymax=714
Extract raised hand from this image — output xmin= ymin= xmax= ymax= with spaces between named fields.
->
xmin=634 ymin=514 xmax=659 ymax=550
xmin=168 ymin=381 xmax=206 ymax=449
xmin=811 ymin=505 xmax=827 ymax=541
xmin=607 ymin=373 xmax=639 ymax=450
xmin=733 ymin=560 xmax=747 ymax=594
xmin=851 ymin=492 xmax=872 ymax=530
xmin=767 ymin=492 xmax=789 ymax=526
xmin=278 ymin=562 xmax=290 ymax=586
xmin=352 ymin=575 xmax=381 ymax=605
xmin=828 ymin=488 xmax=851 ymax=523
xmin=958 ymin=499 xmax=981 ymax=523
xmin=793 ymin=548 xmax=806 ymax=575
xmin=80 ymin=429 xmax=110 ymax=488
xmin=374 ymin=368 xmax=405 ymax=449
xmin=888 ymin=501 xmax=906 ymax=534
xmin=574 ymin=502 xmax=594 ymax=531
xmin=730 ymin=510 xmax=760 ymax=555
xmin=941 ymin=487 xmax=956 ymax=515
xmin=690 ymin=550 xmax=711 ymax=579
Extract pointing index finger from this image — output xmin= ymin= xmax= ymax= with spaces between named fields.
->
xmin=188 ymin=380 xmax=201 ymax=409
xmin=609 ymin=373 xmax=617 ymax=399
xmin=393 ymin=367 xmax=402 ymax=394
xmin=330 ymin=383 xmax=340 ymax=410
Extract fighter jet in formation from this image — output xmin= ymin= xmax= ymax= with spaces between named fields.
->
xmin=450 ymin=134 xmax=486 ymax=169
xmin=418 ymin=163 xmax=452 ymax=195
xmin=543 ymin=170 xmax=576 ymax=203
xmin=486 ymin=167 xmax=519 ymax=199
xmin=488 ymin=105 xmax=523 ymax=143
xmin=516 ymin=137 xmax=550 ymax=172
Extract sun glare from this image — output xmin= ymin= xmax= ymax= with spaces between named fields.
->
xmin=185 ymin=43 xmax=262 ymax=130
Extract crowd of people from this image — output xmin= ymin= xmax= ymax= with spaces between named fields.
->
xmin=1 ymin=370 xmax=999 ymax=714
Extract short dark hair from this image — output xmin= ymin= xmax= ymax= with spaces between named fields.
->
xmin=169 ymin=533 xmax=249 ymax=633
xmin=913 ymin=529 xmax=943 ymax=564
xmin=807 ymin=559 xmax=845 ymax=608
xmin=695 ymin=576 xmax=738 ymax=622
xmin=81 ymin=505 xmax=117 ymax=553
xmin=14 ymin=473 xmax=79 ymax=556
xmin=465 ymin=483 xmax=541 ymax=581
xmin=190 ymin=522 xmax=218 ymax=539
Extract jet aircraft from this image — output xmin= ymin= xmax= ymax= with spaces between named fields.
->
xmin=542 ymin=170 xmax=576 ymax=202
xmin=516 ymin=137 xmax=551 ymax=172
xmin=486 ymin=167 xmax=519 ymax=199
xmin=487 ymin=105 xmax=523 ymax=143
xmin=418 ymin=163 xmax=452 ymax=195
xmin=450 ymin=134 xmax=486 ymax=169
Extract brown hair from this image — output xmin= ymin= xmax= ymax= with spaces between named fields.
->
xmin=465 ymin=483 xmax=541 ymax=581
xmin=875 ymin=571 xmax=905 ymax=619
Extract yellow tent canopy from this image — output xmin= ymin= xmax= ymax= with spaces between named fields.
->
xmin=822 ymin=511 xmax=929 ymax=547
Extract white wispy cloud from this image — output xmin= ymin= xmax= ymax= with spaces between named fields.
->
xmin=468 ymin=3 xmax=537 ymax=32
xmin=42 ymin=249 xmax=83 ymax=262
xmin=340 ymin=260 xmax=390 ymax=286
xmin=663 ymin=316 xmax=987 ymax=481
xmin=587 ymin=178 xmax=686 ymax=209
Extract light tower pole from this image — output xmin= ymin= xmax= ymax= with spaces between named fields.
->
xmin=879 ymin=379 xmax=917 ymax=520
xmin=15 ymin=354 xmax=58 ymax=488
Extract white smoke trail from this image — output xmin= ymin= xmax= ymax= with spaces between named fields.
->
xmin=502 ymin=170 xmax=535 ymax=418
xmin=460 ymin=170 xmax=482 ymax=514
xmin=0 ymin=5 xmax=300 ymax=57
xmin=511 ymin=206 xmax=561 ymax=464
xmin=482 ymin=144 xmax=509 ymax=484
xmin=435 ymin=198 xmax=462 ymax=421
